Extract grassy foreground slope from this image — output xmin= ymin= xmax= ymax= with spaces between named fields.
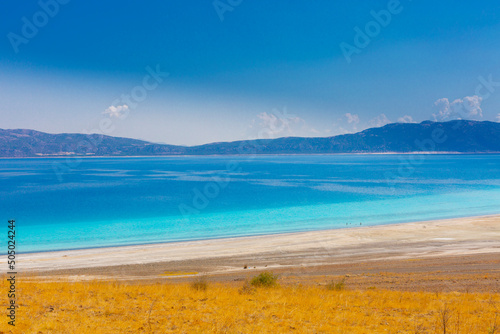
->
xmin=1 ymin=276 xmax=499 ymax=334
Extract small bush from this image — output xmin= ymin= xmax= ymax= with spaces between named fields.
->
xmin=326 ymin=278 xmax=345 ymax=291
xmin=238 ymin=282 xmax=256 ymax=295
xmin=488 ymin=315 xmax=499 ymax=334
xmin=437 ymin=304 xmax=452 ymax=334
xmin=191 ymin=276 xmax=208 ymax=291
xmin=250 ymin=272 xmax=279 ymax=288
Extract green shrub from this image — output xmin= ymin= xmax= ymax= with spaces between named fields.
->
xmin=250 ymin=272 xmax=279 ymax=288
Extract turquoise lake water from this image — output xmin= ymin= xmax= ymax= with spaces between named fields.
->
xmin=1 ymin=154 xmax=499 ymax=253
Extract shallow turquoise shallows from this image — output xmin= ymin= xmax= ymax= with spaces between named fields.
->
xmin=1 ymin=154 xmax=499 ymax=253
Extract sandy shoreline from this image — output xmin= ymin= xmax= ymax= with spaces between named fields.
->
xmin=12 ymin=215 xmax=500 ymax=279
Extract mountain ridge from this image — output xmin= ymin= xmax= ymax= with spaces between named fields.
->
xmin=1 ymin=120 xmax=500 ymax=157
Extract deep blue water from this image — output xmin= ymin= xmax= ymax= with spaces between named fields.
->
xmin=1 ymin=154 xmax=499 ymax=253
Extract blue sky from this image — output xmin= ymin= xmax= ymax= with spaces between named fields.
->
xmin=1 ymin=0 xmax=500 ymax=145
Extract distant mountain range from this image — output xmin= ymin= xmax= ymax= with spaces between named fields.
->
xmin=1 ymin=120 xmax=500 ymax=157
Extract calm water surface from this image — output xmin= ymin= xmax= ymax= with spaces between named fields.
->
xmin=1 ymin=154 xmax=499 ymax=252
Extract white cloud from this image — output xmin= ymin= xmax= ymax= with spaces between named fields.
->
xmin=103 ymin=104 xmax=129 ymax=118
xmin=433 ymin=95 xmax=483 ymax=121
xmin=397 ymin=115 xmax=415 ymax=123
xmin=462 ymin=96 xmax=483 ymax=117
xmin=433 ymin=98 xmax=450 ymax=118
xmin=249 ymin=107 xmax=324 ymax=139
xmin=344 ymin=113 xmax=360 ymax=124
xmin=309 ymin=127 xmax=320 ymax=134
xmin=497 ymin=114 xmax=500 ymax=122
xmin=256 ymin=110 xmax=302 ymax=136
xmin=329 ymin=114 xmax=358 ymax=135
xmin=330 ymin=113 xmax=360 ymax=134
xmin=368 ymin=113 xmax=391 ymax=127
xmin=333 ymin=126 xmax=353 ymax=135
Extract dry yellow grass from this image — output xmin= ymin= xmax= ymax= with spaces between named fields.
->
xmin=1 ymin=275 xmax=499 ymax=334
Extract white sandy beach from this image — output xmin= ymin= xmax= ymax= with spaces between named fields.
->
xmin=12 ymin=215 xmax=500 ymax=276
